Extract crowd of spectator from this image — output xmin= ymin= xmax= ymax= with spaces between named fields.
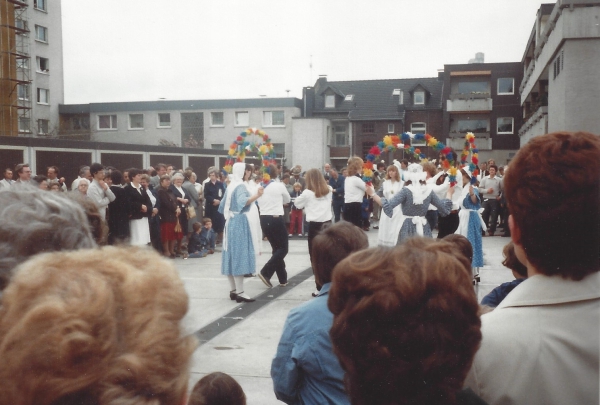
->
xmin=0 ymin=131 xmax=597 ymax=405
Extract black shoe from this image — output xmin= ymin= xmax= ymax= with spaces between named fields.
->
xmin=244 ymin=273 xmax=255 ymax=278
xmin=236 ymin=294 xmax=256 ymax=303
xmin=229 ymin=291 xmax=237 ymax=301
xmin=258 ymin=272 xmax=273 ymax=288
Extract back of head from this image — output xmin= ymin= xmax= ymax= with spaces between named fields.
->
xmin=347 ymin=157 xmax=363 ymax=176
xmin=189 ymin=372 xmax=246 ymax=405
xmin=328 ymin=238 xmax=481 ymax=405
xmin=304 ymin=168 xmax=329 ymax=197
xmin=0 ymin=246 xmax=196 ymax=405
xmin=504 ymin=131 xmax=600 ymax=279
xmin=443 ymin=234 xmax=473 ymax=265
xmin=0 ymin=187 xmax=96 ymax=291
xmin=311 ymin=221 xmax=368 ymax=285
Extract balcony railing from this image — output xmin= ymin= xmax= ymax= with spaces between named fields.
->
xmin=447 ymin=96 xmax=492 ymax=112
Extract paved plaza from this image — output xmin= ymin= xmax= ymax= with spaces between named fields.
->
xmin=176 ymin=228 xmax=514 ymax=404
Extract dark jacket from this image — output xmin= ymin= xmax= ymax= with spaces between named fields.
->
xmin=329 ymin=175 xmax=345 ymax=202
xmin=157 ymin=187 xmax=178 ymax=223
xmin=107 ymin=185 xmax=130 ymax=244
xmin=123 ymin=183 xmax=152 ymax=220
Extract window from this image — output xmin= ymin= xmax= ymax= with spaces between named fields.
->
xmin=344 ymin=95 xmax=354 ymax=101
xmin=36 ymin=57 xmax=49 ymax=73
xmin=392 ymin=89 xmax=402 ymax=95
xmin=16 ymin=58 xmax=29 ymax=70
xmin=325 ymin=94 xmax=335 ymax=108
xmin=38 ymin=119 xmax=49 ymax=134
xmin=410 ymin=122 xmax=426 ymax=146
xmin=235 ymin=111 xmax=249 ymax=127
xmin=17 ymin=84 xmax=29 ymax=100
xmin=388 ymin=124 xmax=395 ymax=134
xmin=34 ymin=0 xmax=46 ymax=11
xmin=211 ymin=144 xmax=224 ymax=150
xmin=273 ymin=143 xmax=285 ymax=156
xmin=181 ymin=112 xmax=204 ymax=148
xmin=413 ymin=91 xmax=425 ymax=105
xmin=457 ymin=119 xmax=488 ymax=133
xmin=332 ymin=124 xmax=348 ymax=146
xmin=497 ymin=78 xmax=514 ymax=95
xmin=157 ymin=113 xmax=170 ymax=128
xmin=129 ymin=114 xmax=144 ymax=129
xmin=19 ymin=117 xmax=30 ymax=133
xmin=35 ymin=25 xmax=48 ymax=42
xmin=263 ymin=110 xmax=285 ymax=126
xmin=211 ymin=112 xmax=224 ymax=126
xmin=15 ymin=19 xmax=27 ymax=31
xmin=553 ymin=50 xmax=564 ymax=80
xmin=37 ymin=88 xmax=49 ymax=104
xmin=458 ymin=81 xmax=489 ymax=94
xmin=497 ymin=117 xmax=514 ymax=134
xmin=98 ymin=114 xmax=117 ymax=130
xmin=362 ymin=123 xmax=375 ymax=133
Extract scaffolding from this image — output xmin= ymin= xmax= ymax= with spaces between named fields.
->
xmin=0 ymin=0 xmax=31 ymax=137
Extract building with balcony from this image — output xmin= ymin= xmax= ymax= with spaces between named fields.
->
xmin=442 ymin=62 xmax=523 ymax=164
xmin=299 ymin=76 xmax=444 ymax=170
xmin=0 ymin=0 xmax=64 ymax=137
xmin=519 ymin=0 xmax=600 ymax=146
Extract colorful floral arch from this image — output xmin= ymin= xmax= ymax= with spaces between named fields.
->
xmin=460 ymin=133 xmax=480 ymax=184
xmin=224 ymin=128 xmax=277 ymax=180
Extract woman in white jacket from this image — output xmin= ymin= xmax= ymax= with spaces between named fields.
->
xmin=293 ymin=168 xmax=332 ymax=294
xmin=376 ymin=164 xmax=404 ymax=246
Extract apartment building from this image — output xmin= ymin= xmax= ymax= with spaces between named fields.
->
xmin=519 ymin=0 xmax=600 ymax=145
xmin=0 ymin=0 xmax=64 ymax=137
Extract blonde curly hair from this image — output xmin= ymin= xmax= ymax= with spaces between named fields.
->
xmin=0 ymin=246 xmax=197 ymax=405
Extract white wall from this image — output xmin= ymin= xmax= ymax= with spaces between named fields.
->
xmin=291 ymin=118 xmax=330 ymax=171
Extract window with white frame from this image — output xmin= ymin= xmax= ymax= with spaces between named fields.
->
xmin=98 ymin=114 xmax=117 ymax=130
xmin=325 ymin=94 xmax=335 ymax=108
xmin=410 ymin=122 xmax=426 ymax=145
xmin=497 ymin=117 xmax=514 ymax=134
xmin=263 ymin=110 xmax=285 ymax=126
xmin=38 ymin=119 xmax=49 ymax=134
xmin=157 ymin=113 xmax=170 ymax=128
xmin=36 ymin=57 xmax=49 ymax=73
xmin=211 ymin=144 xmax=224 ymax=150
xmin=333 ymin=124 xmax=348 ymax=146
xmin=235 ymin=111 xmax=249 ymax=127
xmin=34 ymin=0 xmax=46 ymax=11
xmin=35 ymin=25 xmax=48 ymax=42
xmin=211 ymin=112 xmax=224 ymax=126
xmin=388 ymin=124 xmax=395 ymax=134
xmin=497 ymin=78 xmax=514 ymax=95
xmin=129 ymin=114 xmax=144 ymax=130
xmin=19 ymin=117 xmax=30 ymax=133
xmin=344 ymin=94 xmax=354 ymax=101
xmin=37 ymin=88 xmax=49 ymax=104
xmin=413 ymin=91 xmax=425 ymax=105
xmin=17 ymin=84 xmax=29 ymax=100
xmin=273 ymin=143 xmax=285 ymax=156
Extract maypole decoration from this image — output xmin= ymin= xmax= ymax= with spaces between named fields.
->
xmin=460 ymin=132 xmax=480 ymax=184
xmin=224 ymin=128 xmax=277 ymax=181
xmin=362 ymin=132 xmax=459 ymax=186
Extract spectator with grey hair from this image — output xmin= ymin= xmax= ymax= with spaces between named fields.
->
xmin=71 ymin=165 xmax=91 ymax=191
xmin=0 ymin=187 xmax=96 ymax=291
xmin=13 ymin=163 xmax=32 ymax=186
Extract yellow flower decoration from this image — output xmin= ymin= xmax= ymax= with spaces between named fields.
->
xmin=383 ymin=135 xmax=393 ymax=146
xmin=262 ymin=173 xmax=271 ymax=182
xmin=363 ymin=168 xmax=374 ymax=178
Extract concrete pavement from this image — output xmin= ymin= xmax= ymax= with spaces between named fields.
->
xmin=175 ymin=229 xmax=514 ymax=404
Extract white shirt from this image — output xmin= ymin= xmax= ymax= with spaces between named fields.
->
xmin=0 ymin=179 xmax=14 ymax=189
xmin=258 ymin=181 xmax=290 ymax=216
xmin=465 ymin=272 xmax=600 ymax=405
xmin=344 ymin=175 xmax=366 ymax=203
xmin=87 ymin=179 xmax=116 ymax=220
xmin=434 ymin=170 xmax=463 ymax=210
xmin=293 ymin=188 xmax=333 ymax=222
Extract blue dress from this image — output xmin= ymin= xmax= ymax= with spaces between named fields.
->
xmin=460 ymin=189 xmax=484 ymax=267
xmin=218 ymin=185 xmax=255 ymax=276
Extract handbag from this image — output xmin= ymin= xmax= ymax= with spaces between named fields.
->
xmin=186 ymin=205 xmax=197 ymax=219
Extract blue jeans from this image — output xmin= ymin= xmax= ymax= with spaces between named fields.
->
xmin=188 ymin=249 xmax=208 ymax=258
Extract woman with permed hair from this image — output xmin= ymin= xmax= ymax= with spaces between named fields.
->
xmin=343 ymin=156 xmax=366 ymax=228
xmin=328 ymin=238 xmax=484 ymax=405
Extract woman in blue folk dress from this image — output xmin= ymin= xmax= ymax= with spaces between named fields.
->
xmin=218 ymin=162 xmax=263 ymax=303
xmin=455 ymin=167 xmax=486 ymax=283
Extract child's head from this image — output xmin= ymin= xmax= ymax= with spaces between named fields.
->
xmin=202 ymin=218 xmax=212 ymax=229
xmin=442 ymin=234 xmax=474 ymax=265
xmin=193 ymin=222 xmax=202 ymax=233
xmin=502 ymin=241 xmax=528 ymax=279
xmin=293 ymin=182 xmax=302 ymax=192
xmin=188 ymin=372 xmax=246 ymax=405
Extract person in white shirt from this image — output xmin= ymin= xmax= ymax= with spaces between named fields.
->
xmin=257 ymin=164 xmax=291 ymax=288
xmin=478 ymin=165 xmax=502 ymax=236
xmin=464 ymin=131 xmax=600 ymax=405
xmin=292 ymin=169 xmax=332 ymax=294
xmin=46 ymin=166 xmax=67 ymax=192
xmin=343 ymin=157 xmax=366 ymax=228
xmin=0 ymin=168 xmax=14 ymax=189
xmin=86 ymin=163 xmax=116 ymax=222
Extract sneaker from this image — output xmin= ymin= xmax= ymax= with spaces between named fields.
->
xmin=288 ymin=234 xmax=293 ymax=237
xmin=258 ymin=272 xmax=273 ymax=288
xmin=298 ymin=234 xmax=302 ymax=237
xmin=279 ymin=283 xmax=288 ymax=287
xmin=373 ymin=225 xmax=379 ymax=229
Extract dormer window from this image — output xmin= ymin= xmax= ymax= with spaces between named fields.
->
xmin=414 ymin=91 xmax=425 ymax=105
xmin=325 ymin=94 xmax=335 ymax=108
xmin=394 ymin=89 xmax=404 ymax=105
xmin=344 ymin=94 xmax=354 ymax=101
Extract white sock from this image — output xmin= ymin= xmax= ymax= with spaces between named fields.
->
xmin=235 ymin=276 xmax=249 ymax=298
xmin=227 ymin=275 xmax=236 ymax=292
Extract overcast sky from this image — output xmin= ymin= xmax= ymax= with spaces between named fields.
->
xmin=61 ymin=0 xmax=545 ymax=104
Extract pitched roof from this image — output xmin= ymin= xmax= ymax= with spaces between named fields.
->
xmin=310 ymin=77 xmax=443 ymax=121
